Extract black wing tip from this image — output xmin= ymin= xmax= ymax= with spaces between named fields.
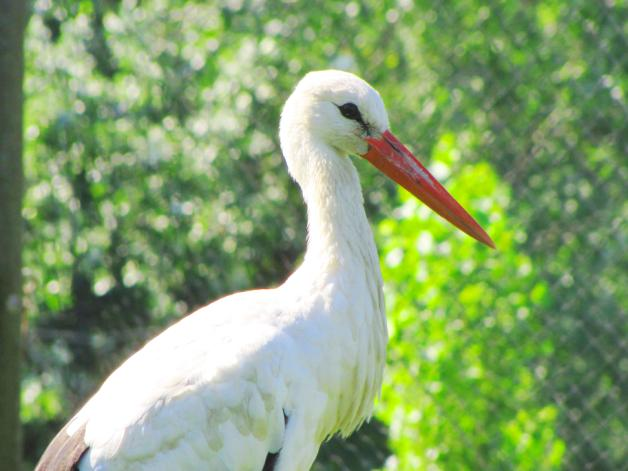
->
xmin=35 ymin=421 xmax=89 ymax=471
xmin=262 ymin=410 xmax=289 ymax=471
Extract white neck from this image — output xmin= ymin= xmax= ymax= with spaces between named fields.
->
xmin=288 ymin=135 xmax=379 ymax=278
xmin=281 ymin=133 xmax=387 ymax=436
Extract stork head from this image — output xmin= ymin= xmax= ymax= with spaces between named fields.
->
xmin=280 ymin=70 xmax=494 ymax=248
xmin=280 ymin=70 xmax=389 ymax=156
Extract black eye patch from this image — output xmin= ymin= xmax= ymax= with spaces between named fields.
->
xmin=337 ymin=102 xmax=364 ymax=123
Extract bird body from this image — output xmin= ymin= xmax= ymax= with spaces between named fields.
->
xmin=56 ymin=280 xmax=382 ymax=470
xmin=37 ymin=70 xmax=492 ymax=470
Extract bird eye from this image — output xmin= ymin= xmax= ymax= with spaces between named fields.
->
xmin=337 ymin=102 xmax=364 ymax=123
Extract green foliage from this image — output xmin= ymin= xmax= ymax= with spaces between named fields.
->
xmin=377 ymin=134 xmax=563 ymax=469
xmin=21 ymin=0 xmax=626 ymax=469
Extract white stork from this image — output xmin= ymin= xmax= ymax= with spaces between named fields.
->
xmin=36 ymin=70 xmax=493 ymax=471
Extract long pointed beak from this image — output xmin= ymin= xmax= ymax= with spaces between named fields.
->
xmin=363 ymin=130 xmax=495 ymax=248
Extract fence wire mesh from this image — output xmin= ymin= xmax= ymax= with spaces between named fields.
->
xmin=22 ymin=1 xmax=626 ymax=470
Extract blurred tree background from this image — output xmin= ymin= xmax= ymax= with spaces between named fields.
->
xmin=19 ymin=0 xmax=626 ymax=469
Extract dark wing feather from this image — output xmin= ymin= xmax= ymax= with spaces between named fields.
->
xmin=262 ymin=450 xmax=280 ymax=471
xmin=262 ymin=410 xmax=289 ymax=471
xmin=35 ymin=421 xmax=89 ymax=471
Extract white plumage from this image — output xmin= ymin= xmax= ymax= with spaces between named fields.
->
xmin=37 ymin=70 xmax=492 ymax=471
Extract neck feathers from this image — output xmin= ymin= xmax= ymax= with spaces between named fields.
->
xmin=282 ymin=136 xmax=388 ymax=436
xmin=284 ymin=134 xmax=377 ymax=275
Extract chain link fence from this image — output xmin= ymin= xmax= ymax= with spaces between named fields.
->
xmin=23 ymin=1 xmax=626 ymax=469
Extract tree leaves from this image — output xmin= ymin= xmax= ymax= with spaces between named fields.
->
xmin=22 ymin=0 xmax=627 ymax=468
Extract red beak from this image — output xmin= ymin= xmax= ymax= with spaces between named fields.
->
xmin=363 ymin=130 xmax=495 ymax=248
